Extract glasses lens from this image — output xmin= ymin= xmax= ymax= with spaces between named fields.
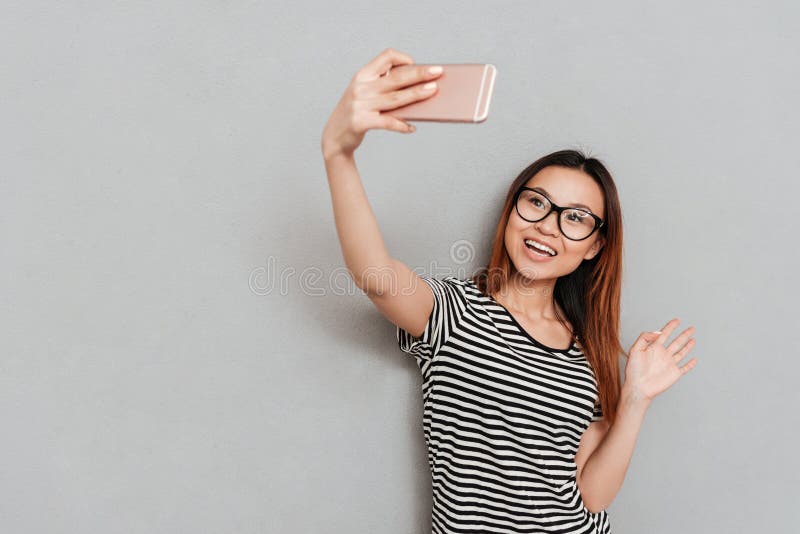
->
xmin=516 ymin=190 xmax=550 ymax=221
xmin=560 ymin=209 xmax=597 ymax=240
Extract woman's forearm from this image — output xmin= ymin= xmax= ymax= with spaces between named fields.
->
xmin=577 ymin=386 xmax=651 ymax=513
xmin=324 ymin=152 xmax=394 ymax=294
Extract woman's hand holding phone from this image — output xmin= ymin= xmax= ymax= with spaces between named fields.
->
xmin=321 ymin=48 xmax=441 ymax=161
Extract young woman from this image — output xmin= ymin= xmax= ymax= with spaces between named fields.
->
xmin=322 ymin=48 xmax=698 ymax=534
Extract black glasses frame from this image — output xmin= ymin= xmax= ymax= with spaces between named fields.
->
xmin=513 ymin=187 xmax=605 ymax=241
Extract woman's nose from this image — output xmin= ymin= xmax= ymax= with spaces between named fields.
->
xmin=536 ymin=211 xmax=561 ymax=236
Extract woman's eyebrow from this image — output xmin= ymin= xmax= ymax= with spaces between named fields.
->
xmin=532 ymin=187 xmax=594 ymax=211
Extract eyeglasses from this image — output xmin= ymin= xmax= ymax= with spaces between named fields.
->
xmin=513 ymin=187 xmax=604 ymax=241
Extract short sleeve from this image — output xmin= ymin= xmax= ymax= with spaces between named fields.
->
xmin=396 ymin=276 xmax=469 ymax=367
xmin=592 ymin=399 xmax=604 ymax=422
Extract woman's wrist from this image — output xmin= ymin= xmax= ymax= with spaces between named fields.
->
xmin=619 ymin=383 xmax=652 ymax=413
xmin=321 ymin=137 xmax=355 ymax=162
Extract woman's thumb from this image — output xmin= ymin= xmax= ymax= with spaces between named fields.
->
xmin=642 ymin=330 xmax=661 ymax=345
xmin=378 ymin=114 xmax=415 ymax=133
xmin=633 ymin=330 xmax=661 ymax=349
xmin=396 ymin=120 xmax=415 ymax=133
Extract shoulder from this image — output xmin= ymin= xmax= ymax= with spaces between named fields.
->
xmin=422 ymin=275 xmax=474 ymax=291
xmin=439 ymin=276 xmax=483 ymax=299
xmin=419 ymin=276 xmax=484 ymax=311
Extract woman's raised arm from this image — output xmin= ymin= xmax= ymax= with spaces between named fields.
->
xmin=321 ymin=48 xmax=443 ymax=335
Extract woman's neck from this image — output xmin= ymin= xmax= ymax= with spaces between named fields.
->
xmin=497 ymin=272 xmax=560 ymax=321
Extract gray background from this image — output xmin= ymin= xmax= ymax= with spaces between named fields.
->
xmin=2 ymin=1 xmax=798 ymax=532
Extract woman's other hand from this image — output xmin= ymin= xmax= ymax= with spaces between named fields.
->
xmin=320 ymin=47 xmax=443 ymax=160
xmin=623 ymin=319 xmax=698 ymax=402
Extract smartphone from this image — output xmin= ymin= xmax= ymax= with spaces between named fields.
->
xmin=381 ymin=63 xmax=497 ymax=123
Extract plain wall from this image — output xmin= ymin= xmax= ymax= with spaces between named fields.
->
xmin=2 ymin=1 xmax=798 ymax=532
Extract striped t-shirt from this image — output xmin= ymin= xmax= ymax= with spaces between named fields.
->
xmin=396 ymin=275 xmax=611 ymax=534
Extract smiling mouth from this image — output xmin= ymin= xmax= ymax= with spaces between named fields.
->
xmin=523 ymin=238 xmax=557 ymax=257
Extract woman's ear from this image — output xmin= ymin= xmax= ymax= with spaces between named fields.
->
xmin=584 ymin=236 xmax=605 ymax=260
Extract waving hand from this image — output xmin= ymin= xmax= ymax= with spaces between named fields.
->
xmin=623 ymin=319 xmax=698 ymax=401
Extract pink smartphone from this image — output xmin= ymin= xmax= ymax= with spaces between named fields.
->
xmin=381 ymin=63 xmax=497 ymax=123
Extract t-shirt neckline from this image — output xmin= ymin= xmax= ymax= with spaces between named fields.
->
xmin=468 ymin=279 xmax=579 ymax=354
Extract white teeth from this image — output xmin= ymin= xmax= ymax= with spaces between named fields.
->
xmin=524 ymin=239 xmax=556 ymax=256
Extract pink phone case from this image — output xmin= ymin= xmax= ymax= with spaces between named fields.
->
xmin=382 ymin=63 xmax=497 ymax=123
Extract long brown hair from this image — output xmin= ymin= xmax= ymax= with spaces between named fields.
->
xmin=471 ymin=149 xmax=625 ymax=424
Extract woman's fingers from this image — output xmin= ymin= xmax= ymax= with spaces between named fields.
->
xmin=673 ymin=336 xmax=697 ymax=362
xmin=666 ymin=326 xmax=695 ymax=357
xmin=633 ymin=320 xmax=696 ymax=357
xmin=661 ymin=322 xmax=698 ymax=375
xmin=321 ymin=48 xmax=423 ymax=156
xmin=370 ymin=79 xmax=439 ymax=112
xmin=356 ymin=48 xmax=415 ymax=82
xmin=348 ymin=48 xmax=444 ymax=134
xmin=679 ymin=356 xmax=698 ymax=375
xmin=656 ymin=318 xmax=681 ymax=346
xmin=631 ymin=330 xmax=661 ymax=353
xmin=375 ymin=63 xmax=442 ymax=92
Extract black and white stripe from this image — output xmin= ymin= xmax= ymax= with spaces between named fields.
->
xmin=397 ymin=276 xmax=611 ymax=534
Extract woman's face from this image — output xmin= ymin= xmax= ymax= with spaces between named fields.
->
xmin=504 ymin=165 xmax=606 ymax=282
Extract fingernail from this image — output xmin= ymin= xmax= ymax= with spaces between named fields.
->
xmin=424 ymin=81 xmax=437 ymax=89
xmin=652 ymin=330 xmax=662 ymax=334
xmin=428 ymin=65 xmax=442 ymax=74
